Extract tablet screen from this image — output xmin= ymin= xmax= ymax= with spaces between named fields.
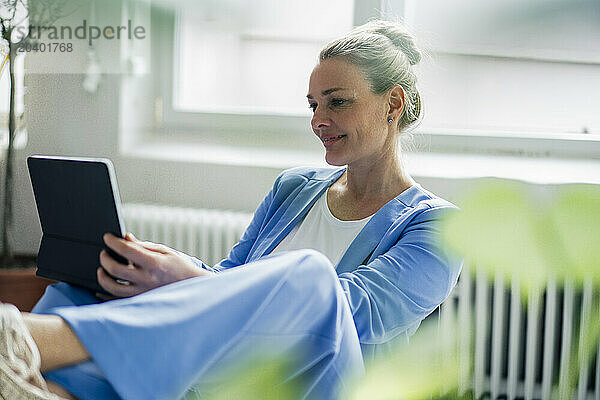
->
xmin=28 ymin=155 xmax=127 ymax=293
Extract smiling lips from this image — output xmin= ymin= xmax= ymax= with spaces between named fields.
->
xmin=321 ymin=135 xmax=346 ymax=147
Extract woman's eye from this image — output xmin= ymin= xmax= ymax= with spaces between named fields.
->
xmin=330 ymin=98 xmax=347 ymax=107
xmin=308 ymin=103 xmax=317 ymax=112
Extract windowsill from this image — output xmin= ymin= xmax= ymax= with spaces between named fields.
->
xmin=403 ymin=152 xmax=600 ymax=185
xmin=121 ymin=136 xmax=600 ymax=185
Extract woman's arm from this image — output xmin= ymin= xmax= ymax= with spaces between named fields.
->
xmin=337 ymin=206 xmax=462 ymax=344
xmin=97 ymin=172 xmax=284 ymax=296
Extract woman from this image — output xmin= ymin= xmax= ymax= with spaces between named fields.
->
xmin=0 ymin=20 xmax=461 ymax=400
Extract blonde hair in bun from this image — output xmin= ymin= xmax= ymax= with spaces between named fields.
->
xmin=319 ymin=20 xmax=423 ymax=132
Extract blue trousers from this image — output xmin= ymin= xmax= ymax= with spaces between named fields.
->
xmin=32 ymin=250 xmax=364 ymax=400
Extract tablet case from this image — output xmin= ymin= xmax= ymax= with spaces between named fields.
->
xmin=27 ymin=155 xmax=128 ymax=294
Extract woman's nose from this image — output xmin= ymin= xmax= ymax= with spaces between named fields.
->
xmin=311 ymin=108 xmax=331 ymax=131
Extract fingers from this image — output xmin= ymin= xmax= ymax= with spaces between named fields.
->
xmin=103 ymin=233 xmax=161 ymax=267
xmin=130 ymin=234 xmax=171 ymax=254
xmin=97 ymin=267 xmax=139 ymax=298
xmin=109 ymin=233 xmax=171 ymax=255
xmin=135 ymin=240 xmax=170 ymax=254
xmin=100 ymin=233 xmax=186 ymax=297
xmin=99 ymin=250 xmax=139 ymax=282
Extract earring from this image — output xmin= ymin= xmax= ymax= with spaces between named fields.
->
xmin=388 ymin=118 xmax=394 ymax=124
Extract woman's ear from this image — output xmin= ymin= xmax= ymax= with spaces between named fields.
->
xmin=388 ymin=84 xmax=405 ymax=120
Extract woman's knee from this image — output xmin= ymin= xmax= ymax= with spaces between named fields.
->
xmin=285 ymin=249 xmax=342 ymax=298
xmin=32 ymin=283 xmax=100 ymax=314
xmin=288 ymin=249 xmax=336 ymax=276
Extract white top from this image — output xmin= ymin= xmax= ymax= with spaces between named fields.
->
xmin=271 ymin=190 xmax=373 ymax=266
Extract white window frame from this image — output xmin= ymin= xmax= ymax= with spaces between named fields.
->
xmin=149 ymin=1 xmax=600 ymax=160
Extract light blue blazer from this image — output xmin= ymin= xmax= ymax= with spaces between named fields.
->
xmin=205 ymin=166 xmax=462 ymax=353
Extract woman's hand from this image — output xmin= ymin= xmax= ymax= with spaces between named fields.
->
xmin=98 ymin=232 xmax=212 ymax=298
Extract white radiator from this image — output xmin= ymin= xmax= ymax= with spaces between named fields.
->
xmin=121 ymin=203 xmax=598 ymax=399
xmin=121 ymin=203 xmax=253 ymax=267
xmin=441 ymin=266 xmax=600 ymax=400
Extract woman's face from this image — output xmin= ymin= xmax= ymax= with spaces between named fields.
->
xmin=307 ymin=57 xmax=394 ymax=168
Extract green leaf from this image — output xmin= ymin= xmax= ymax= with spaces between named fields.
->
xmin=184 ymin=355 xmax=301 ymax=400
xmin=547 ymin=185 xmax=600 ymax=284
xmin=345 ymin=321 xmax=461 ymax=400
xmin=441 ymin=180 xmax=551 ymax=291
xmin=442 ymin=180 xmax=600 ymax=294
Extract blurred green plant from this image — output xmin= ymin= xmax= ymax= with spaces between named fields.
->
xmin=441 ymin=179 xmax=600 ymax=399
xmin=442 ymin=180 xmax=600 ymax=291
xmin=185 ymin=321 xmax=467 ymax=400
xmin=183 ymin=355 xmax=301 ymax=400
xmin=343 ymin=320 xmax=464 ymax=400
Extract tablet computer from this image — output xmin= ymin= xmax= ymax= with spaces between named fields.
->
xmin=27 ymin=155 xmax=128 ymax=294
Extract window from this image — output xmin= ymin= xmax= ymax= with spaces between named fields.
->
xmin=151 ymin=0 xmax=600 ymax=158
xmin=174 ymin=0 xmax=353 ymax=115
xmin=406 ymin=0 xmax=600 ymax=137
xmin=152 ymin=0 xmax=356 ymax=147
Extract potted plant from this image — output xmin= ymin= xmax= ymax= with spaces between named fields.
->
xmin=0 ymin=0 xmax=67 ymax=311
